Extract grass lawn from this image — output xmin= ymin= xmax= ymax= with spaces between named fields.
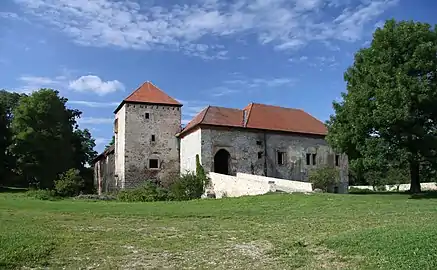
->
xmin=1 ymin=192 xmax=437 ymax=269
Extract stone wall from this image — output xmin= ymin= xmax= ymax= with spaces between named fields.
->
xmin=208 ymin=172 xmax=273 ymax=198
xmin=180 ymin=128 xmax=202 ymax=174
xmin=123 ymin=103 xmax=181 ymax=188
xmin=237 ymin=173 xmax=313 ymax=193
xmin=350 ymin=183 xmax=437 ymax=192
xmin=94 ymin=151 xmax=116 ymax=194
xmin=200 ymin=127 xmax=348 ymax=186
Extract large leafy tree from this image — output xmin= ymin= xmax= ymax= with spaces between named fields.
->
xmin=327 ymin=20 xmax=437 ymax=193
xmin=11 ymin=89 xmax=79 ymax=188
xmin=0 ymin=90 xmax=24 ymax=185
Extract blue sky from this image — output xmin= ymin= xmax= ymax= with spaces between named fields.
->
xmin=1 ymin=0 xmax=436 ymax=153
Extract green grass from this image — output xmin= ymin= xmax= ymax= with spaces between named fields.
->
xmin=1 ymin=192 xmax=437 ymax=269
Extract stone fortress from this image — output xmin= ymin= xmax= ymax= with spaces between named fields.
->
xmin=93 ymin=81 xmax=349 ymax=195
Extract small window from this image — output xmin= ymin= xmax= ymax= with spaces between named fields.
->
xmin=258 ymin=151 xmax=263 ymax=159
xmin=312 ymin=153 xmax=317 ymax=165
xmin=335 ymin=155 xmax=340 ymax=166
xmin=256 ymin=141 xmax=262 ymax=146
xmin=277 ymin=151 xmax=285 ymax=165
xmin=145 ymin=113 xmax=150 ymax=119
xmin=114 ymin=119 xmax=118 ymax=133
xmin=151 ymin=135 xmax=156 ymax=142
xmin=149 ymin=159 xmax=159 ymax=169
xmin=306 ymin=153 xmax=311 ymax=165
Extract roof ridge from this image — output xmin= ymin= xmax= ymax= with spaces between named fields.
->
xmin=123 ymin=82 xmax=145 ymax=101
xmin=200 ymin=105 xmax=210 ymax=124
xmin=244 ymin=102 xmax=254 ymax=128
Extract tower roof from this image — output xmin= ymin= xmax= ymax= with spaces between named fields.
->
xmin=114 ymin=81 xmax=182 ymax=113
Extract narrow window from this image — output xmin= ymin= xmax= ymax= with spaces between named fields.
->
xmin=306 ymin=153 xmax=311 ymax=165
xmin=149 ymin=159 xmax=159 ymax=169
xmin=312 ymin=153 xmax=317 ymax=165
xmin=258 ymin=152 xmax=263 ymax=159
xmin=145 ymin=113 xmax=150 ymax=119
xmin=114 ymin=119 xmax=118 ymax=133
xmin=256 ymin=141 xmax=262 ymax=146
xmin=277 ymin=151 xmax=285 ymax=165
xmin=151 ymin=135 xmax=156 ymax=142
xmin=335 ymin=155 xmax=340 ymax=166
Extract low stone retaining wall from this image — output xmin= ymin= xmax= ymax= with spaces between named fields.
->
xmin=349 ymin=183 xmax=437 ymax=191
xmin=207 ymin=172 xmax=314 ymax=198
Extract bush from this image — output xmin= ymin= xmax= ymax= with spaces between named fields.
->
xmin=117 ymin=182 xmax=169 ymax=202
xmin=26 ymin=189 xmax=59 ymax=200
xmin=348 ymin=187 xmax=375 ymax=194
xmin=170 ymin=172 xmax=206 ymax=201
xmin=308 ymin=167 xmax=340 ymax=192
xmin=54 ymin=169 xmax=84 ymax=197
xmin=74 ymin=194 xmax=117 ymax=201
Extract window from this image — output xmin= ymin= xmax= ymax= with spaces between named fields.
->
xmin=258 ymin=151 xmax=263 ymax=159
xmin=306 ymin=153 xmax=311 ymax=165
xmin=151 ymin=135 xmax=156 ymax=142
xmin=277 ymin=151 xmax=285 ymax=165
xmin=145 ymin=113 xmax=150 ymax=119
xmin=149 ymin=159 xmax=159 ymax=169
xmin=312 ymin=153 xmax=317 ymax=165
xmin=256 ymin=140 xmax=262 ymax=146
xmin=335 ymin=155 xmax=340 ymax=166
xmin=113 ymin=119 xmax=118 ymax=133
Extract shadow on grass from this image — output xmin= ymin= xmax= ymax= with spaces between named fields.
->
xmin=0 ymin=186 xmax=28 ymax=193
xmin=349 ymin=189 xmax=437 ymax=200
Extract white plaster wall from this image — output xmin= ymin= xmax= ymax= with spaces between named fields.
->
xmin=208 ymin=172 xmax=272 ymax=198
xmin=350 ymin=183 xmax=437 ymax=191
xmin=237 ymin=173 xmax=313 ymax=193
xmin=180 ymin=128 xmax=202 ymax=174
xmin=114 ymin=105 xmax=126 ymax=188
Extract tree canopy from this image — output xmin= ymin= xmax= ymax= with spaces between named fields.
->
xmin=0 ymin=88 xmax=98 ymax=189
xmin=327 ymin=19 xmax=437 ymax=193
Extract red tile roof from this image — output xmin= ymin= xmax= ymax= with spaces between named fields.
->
xmin=179 ymin=103 xmax=327 ymax=137
xmin=114 ymin=82 xmax=181 ymax=113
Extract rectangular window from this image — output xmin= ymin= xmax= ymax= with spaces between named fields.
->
xmin=145 ymin=113 xmax=150 ymax=119
xmin=114 ymin=119 xmax=118 ymax=133
xmin=149 ymin=159 xmax=159 ymax=169
xmin=312 ymin=153 xmax=317 ymax=165
xmin=256 ymin=141 xmax=262 ymax=146
xmin=335 ymin=155 xmax=340 ymax=166
xmin=258 ymin=151 xmax=263 ymax=159
xmin=151 ymin=135 xmax=156 ymax=142
xmin=306 ymin=153 xmax=311 ymax=165
xmin=277 ymin=151 xmax=285 ymax=165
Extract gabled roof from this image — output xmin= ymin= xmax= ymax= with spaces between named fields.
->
xmin=179 ymin=103 xmax=327 ymax=137
xmin=114 ymin=81 xmax=182 ymax=113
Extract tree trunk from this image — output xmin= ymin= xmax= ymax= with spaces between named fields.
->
xmin=409 ymin=158 xmax=421 ymax=194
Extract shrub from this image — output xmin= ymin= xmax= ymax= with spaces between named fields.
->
xmin=349 ymin=187 xmax=375 ymax=194
xmin=308 ymin=167 xmax=340 ymax=192
xmin=54 ymin=169 xmax=84 ymax=197
xmin=26 ymin=189 xmax=59 ymax=200
xmin=117 ymin=182 xmax=169 ymax=202
xmin=74 ymin=194 xmax=117 ymax=201
xmin=170 ymin=172 xmax=206 ymax=201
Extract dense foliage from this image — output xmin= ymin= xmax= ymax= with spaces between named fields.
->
xmin=308 ymin=167 xmax=340 ymax=192
xmin=0 ymin=88 xmax=97 ymax=191
xmin=327 ymin=20 xmax=437 ymax=193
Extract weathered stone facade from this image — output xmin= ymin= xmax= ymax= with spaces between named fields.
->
xmin=180 ymin=126 xmax=348 ymax=192
xmin=115 ymin=102 xmax=181 ymax=188
xmin=93 ymin=145 xmax=116 ymax=194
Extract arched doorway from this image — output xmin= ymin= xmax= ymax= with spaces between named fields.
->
xmin=214 ymin=149 xmax=230 ymax=175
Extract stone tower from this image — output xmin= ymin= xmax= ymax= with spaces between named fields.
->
xmin=113 ymin=81 xmax=182 ymax=188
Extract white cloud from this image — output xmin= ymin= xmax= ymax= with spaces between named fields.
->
xmin=78 ymin=117 xmax=114 ymax=124
xmin=69 ymin=75 xmax=124 ymax=95
xmin=224 ymin=77 xmax=297 ymax=88
xmin=0 ymin=12 xmax=29 ymax=22
xmin=14 ymin=0 xmax=398 ymax=58
xmin=19 ymin=76 xmax=58 ymax=85
xmin=68 ymin=100 xmax=119 ymax=108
